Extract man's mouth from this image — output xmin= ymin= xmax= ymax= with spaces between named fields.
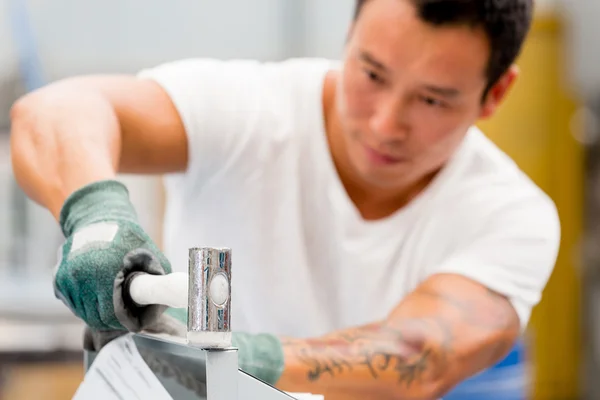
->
xmin=362 ymin=144 xmax=405 ymax=166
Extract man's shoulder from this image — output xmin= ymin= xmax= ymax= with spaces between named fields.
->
xmin=431 ymin=126 xmax=559 ymax=234
xmin=456 ymin=126 xmax=553 ymax=202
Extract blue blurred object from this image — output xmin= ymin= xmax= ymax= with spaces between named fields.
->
xmin=5 ymin=0 xmax=47 ymax=278
xmin=7 ymin=0 xmax=46 ymax=91
xmin=443 ymin=340 xmax=528 ymax=400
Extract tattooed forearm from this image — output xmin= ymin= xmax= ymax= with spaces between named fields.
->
xmin=285 ymin=318 xmax=450 ymax=388
xmin=277 ymin=274 xmax=520 ymax=400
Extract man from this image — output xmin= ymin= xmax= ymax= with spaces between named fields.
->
xmin=10 ymin=0 xmax=559 ymax=398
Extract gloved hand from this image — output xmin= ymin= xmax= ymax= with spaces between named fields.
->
xmin=54 ymin=180 xmax=172 ymax=333
xmin=230 ymin=329 xmax=285 ymax=385
xmin=127 ymin=307 xmax=286 ymax=386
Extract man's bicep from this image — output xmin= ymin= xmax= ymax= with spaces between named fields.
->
xmin=59 ymin=74 xmax=190 ymax=174
xmin=385 ymin=274 xmax=520 ymax=386
xmin=109 ymin=77 xmax=189 ymax=174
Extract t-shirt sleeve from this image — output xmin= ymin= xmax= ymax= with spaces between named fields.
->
xmin=136 ymin=58 xmax=273 ymax=190
xmin=427 ymin=191 xmax=561 ymax=331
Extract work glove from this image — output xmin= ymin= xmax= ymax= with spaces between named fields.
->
xmin=54 ymin=180 xmax=171 ymax=334
xmin=164 ymin=308 xmax=286 ymax=385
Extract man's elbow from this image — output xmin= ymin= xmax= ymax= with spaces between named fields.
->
xmin=10 ymin=90 xmax=40 ymax=135
xmin=10 ymin=93 xmax=43 ymax=173
xmin=10 ymin=85 xmax=66 ymax=167
xmin=11 ymin=78 xmax=71 ymax=117
xmin=11 ymin=82 xmax=66 ymax=138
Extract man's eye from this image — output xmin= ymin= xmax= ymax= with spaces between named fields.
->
xmin=420 ymin=96 xmax=445 ymax=108
xmin=364 ymin=69 xmax=384 ymax=84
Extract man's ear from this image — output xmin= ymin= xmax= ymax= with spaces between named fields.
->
xmin=479 ymin=65 xmax=520 ymax=120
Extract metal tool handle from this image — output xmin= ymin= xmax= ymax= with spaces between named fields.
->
xmin=129 ymin=272 xmax=188 ymax=309
xmin=127 ymin=247 xmax=233 ymax=349
xmin=125 ymin=248 xmax=239 ymax=400
xmin=187 ymin=247 xmax=232 ymax=349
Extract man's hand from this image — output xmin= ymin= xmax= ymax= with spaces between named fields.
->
xmin=276 ymin=273 xmax=520 ymax=400
xmin=54 ymin=180 xmax=172 ymax=332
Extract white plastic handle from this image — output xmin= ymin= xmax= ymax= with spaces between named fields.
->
xmin=129 ymin=272 xmax=188 ymax=309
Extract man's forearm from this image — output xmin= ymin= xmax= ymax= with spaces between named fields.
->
xmin=275 ymin=275 xmax=520 ymax=400
xmin=10 ymin=83 xmax=121 ymax=220
xmin=276 ymin=320 xmax=451 ymax=400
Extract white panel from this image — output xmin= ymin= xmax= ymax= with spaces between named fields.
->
xmin=303 ymin=0 xmax=354 ymax=59
xmin=0 ymin=0 xmax=25 ymax=127
xmin=562 ymin=0 xmax=600 ymax=98
xmin=0 ymin=0 xmax=17 ymax=68
xmin=23 ymin=0 xmax=290 ymax=79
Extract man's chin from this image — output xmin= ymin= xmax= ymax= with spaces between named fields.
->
xmin=356 ymin=171 xmax=406 ymax=190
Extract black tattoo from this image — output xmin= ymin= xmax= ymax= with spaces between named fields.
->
xmin=357 ymin=345 xmax=431 ymax=385
xmin=394 ymin=349 xmax=431 ymax=385
xmin=293 ymin=319 xmax=449 ymax=386
xmin=289 ymin=284 xmax=518 ymax=389
xmin=296 ymin=347 xmax=353 ymax=380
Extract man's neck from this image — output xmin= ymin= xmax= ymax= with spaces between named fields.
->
xmin=339 ymin=166 xmax=438 ymax=221
xmin=322 ymin=71 xmax=438 ymax=221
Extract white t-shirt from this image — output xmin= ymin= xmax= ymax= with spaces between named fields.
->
xmin=138 ymin=58 xmax=560 ymax=338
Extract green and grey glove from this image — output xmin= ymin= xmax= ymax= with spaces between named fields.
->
xmin=137 ymin=308 xmax=286 ymax=386
xmin=54 ymin=180 xmax=172 ymax=333
xmin=231 ymin=330 xmax=286 ymax=385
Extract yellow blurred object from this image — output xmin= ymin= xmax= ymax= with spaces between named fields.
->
xmin=477 ymin=13 xmax=583 ymax=400
xmin=1 ymin=363 xmax=83 ymax=400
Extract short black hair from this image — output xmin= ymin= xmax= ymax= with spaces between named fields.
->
xmin=353 ymin=0 xmax=534 ymax=98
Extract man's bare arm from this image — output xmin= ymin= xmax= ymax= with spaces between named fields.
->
xmin=276 ymin=273 xmax=520 ymax=400
xmin=10 ymin=75 xmax=187 ymax=220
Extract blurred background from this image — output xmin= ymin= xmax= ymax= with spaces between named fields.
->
xmin=0 ymin=0 xmax=598 ymax=399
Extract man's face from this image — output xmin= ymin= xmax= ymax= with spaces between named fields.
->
xmin=336 ymin=0 xmax=514 ymax=189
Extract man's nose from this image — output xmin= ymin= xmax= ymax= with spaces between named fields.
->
xmin=368 ymin=95 xmax=409 ymax=141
